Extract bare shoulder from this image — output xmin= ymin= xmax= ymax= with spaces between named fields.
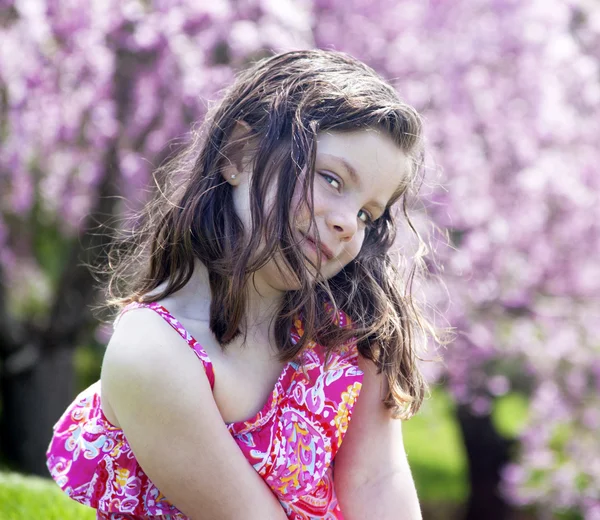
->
xmin=100 ymin=305 xmax=209 ymax=428
xmin=101 ymin=308 xmax=212 ymax=410
xmin=105 ymin=305 xmax=190 ymax=360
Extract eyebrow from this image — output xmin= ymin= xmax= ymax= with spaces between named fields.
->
xmin=320 ymin=153 xmax=386 ymax=214
xmin=321 ymin=153 xmax=360 ymax=185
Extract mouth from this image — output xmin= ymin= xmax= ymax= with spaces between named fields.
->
xmin=302 ymin=233 xmax=334 ymax=261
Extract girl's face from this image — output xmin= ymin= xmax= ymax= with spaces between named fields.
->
xmin=231 ymin=128 xmax=410 ymax=293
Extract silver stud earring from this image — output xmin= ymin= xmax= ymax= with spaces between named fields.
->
xmin=231 ymin=174 xmax=236 ymax=180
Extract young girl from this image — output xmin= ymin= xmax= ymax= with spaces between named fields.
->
xmin=47 ymin=49 xmax=431 ymax=519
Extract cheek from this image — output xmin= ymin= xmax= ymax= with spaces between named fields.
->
xmin=325 ymin=235 xmax=364 ymax=279
xmin=290 ymin=183 xmax=314 ymax=227
xmin=341 ymin=236 xmax=363 ymax=262
xmin=232 ymin=184 xmax=252 ymax=231
xmin=311 ymin=181 xmax=336 ymax=215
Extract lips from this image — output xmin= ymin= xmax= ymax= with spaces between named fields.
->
xmin=302 ymin=233 xmax=334 ymax=260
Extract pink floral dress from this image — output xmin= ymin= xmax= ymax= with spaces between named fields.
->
xmin=46 ymin=302 xmax=364 ymax=519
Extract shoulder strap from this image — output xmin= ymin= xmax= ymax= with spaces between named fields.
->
xmin=114 ymin=301 xmax=216 ymax=389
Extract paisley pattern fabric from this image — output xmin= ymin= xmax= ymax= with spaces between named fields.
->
xmin=47 ymin=302 xmax=364 ymax=519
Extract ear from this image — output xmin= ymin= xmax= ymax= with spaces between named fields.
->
xmin=222 ymin=120 xmax=254 ymax=186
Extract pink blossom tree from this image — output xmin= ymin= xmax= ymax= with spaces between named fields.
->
xmin=1 ymin=1 xmax=598 ymax=517
xmin=311 ymin=1 xmax=600 ymax=516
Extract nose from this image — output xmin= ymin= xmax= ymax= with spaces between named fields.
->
xmin=325 ymin=210 xmax=358 ymax=242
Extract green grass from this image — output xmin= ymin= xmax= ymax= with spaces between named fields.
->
xmin=0 ymin=471 xmax=95 ymax=520
xmin=404 ymin=387 xmax=469 ymax=503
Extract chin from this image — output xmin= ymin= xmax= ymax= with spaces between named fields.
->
xmin=258 ymin=253 xmax=346 ymax=293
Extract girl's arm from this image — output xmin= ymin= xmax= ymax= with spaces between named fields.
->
xmin=101 ymin=308 xmax=288 ymax=520
xmin=333 ymin=353 xmax=422 ymax=520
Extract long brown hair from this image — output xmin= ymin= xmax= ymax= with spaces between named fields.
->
xmin=105 ymin=49 xmax=438 ymax=419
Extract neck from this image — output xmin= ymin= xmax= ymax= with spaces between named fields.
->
xmin=175 ymin=258 xmax=285 ymax=338
xmin=244 ymin=272 xmax=286 ymax=333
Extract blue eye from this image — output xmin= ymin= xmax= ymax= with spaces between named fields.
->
xmin=358 ymin=209 xmax=373 ymax=225
xmin=321 ymin=173 xmax=341 ymax=190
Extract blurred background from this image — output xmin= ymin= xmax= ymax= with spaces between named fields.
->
xmin=1 ymin=0 xmax=599 ymax=519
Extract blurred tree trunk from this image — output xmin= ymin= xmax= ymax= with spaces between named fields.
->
xmin=0 ymin=47 xmax=150 ymax=476
xmin=0 ymin=342 xmax=75 ymax=475
xmin=456 ymin=404 xmax=517 ymax=520
xmin=0 ymin=145 xmax=119 ymax=475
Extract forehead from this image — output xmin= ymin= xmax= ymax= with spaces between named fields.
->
xmin=315 ymin=129 xmax=410 ymax=198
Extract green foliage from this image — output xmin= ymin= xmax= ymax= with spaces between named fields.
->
xmin=74 ymin=342 xmax=104 ymax=392
xmin=403 ymin=387 xmax=469 ymax=503
xmin=33 ymin=213 xmax=72 ymax=289
xmin=0 ymin=471 xmax=95 ymax=520
xmin=553 ymin=509 xmax=585 ymax=520
xmin=492 ymin=392 xmax=529 ymax=439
